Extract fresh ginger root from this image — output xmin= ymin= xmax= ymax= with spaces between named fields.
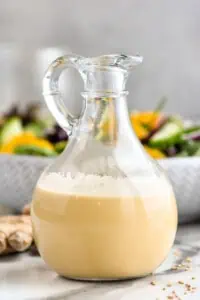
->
xmin=0 ymin=231 xmax=7 ymax=253
xmin=0 ymin=215 xmax=33 ymax=255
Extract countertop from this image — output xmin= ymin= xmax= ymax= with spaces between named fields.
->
xmin=1 ymin=224 xmax=200 ymax=300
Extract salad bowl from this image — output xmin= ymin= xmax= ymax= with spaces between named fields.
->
xmin=0 ymin=154 xmax=199 ymax=224
xmin=0 ymin=105 xmax=200 ymax=223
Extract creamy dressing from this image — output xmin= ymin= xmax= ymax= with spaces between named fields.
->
xmin=31 ymin=172 xmax=177 ymax=279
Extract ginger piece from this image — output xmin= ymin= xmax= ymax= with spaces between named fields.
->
xmin=8 ymin=231 xmax=33 ymax=252
xmin=0 ymin=243 xmax=15 ymax=255
xmin=22 ymin=204 xmax=30 ymax=215
xmin=0 ymin=229 xmax=17 ymax=255
xmin=0 ymin=215 xmax=33 ymax=255
xmin=0 ymin=231 xmax=7 ymax=253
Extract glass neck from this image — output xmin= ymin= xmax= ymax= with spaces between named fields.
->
xmin=75 ymin=55 xmax=143 ymax=142
xmin=82 ymin=67 xmax=128 ymax=95
xmin=77 ymin=93 xmax=134 ymax=143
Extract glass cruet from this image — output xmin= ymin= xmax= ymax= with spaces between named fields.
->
xmin=31 ymin=54 xmax=178 ymax=281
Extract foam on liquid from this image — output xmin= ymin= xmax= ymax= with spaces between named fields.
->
xmin=38 ymin=172 xmax=172 ymax=198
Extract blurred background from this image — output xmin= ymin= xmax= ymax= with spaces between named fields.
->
xmin=0 ymin=0 xmax=199 ymax=117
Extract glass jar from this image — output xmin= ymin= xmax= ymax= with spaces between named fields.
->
xmin=31 ymin=54 xmax=177 ymax=280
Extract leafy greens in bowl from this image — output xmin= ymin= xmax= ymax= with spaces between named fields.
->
xmin=0 ymin=101 xmax=200 ymax=159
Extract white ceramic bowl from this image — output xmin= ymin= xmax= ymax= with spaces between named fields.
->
xmin=0 ymin=154 xmax=199 ymax=224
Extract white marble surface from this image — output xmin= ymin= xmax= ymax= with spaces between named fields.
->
xmin=1 ymin=224 xmax=200 ymax=300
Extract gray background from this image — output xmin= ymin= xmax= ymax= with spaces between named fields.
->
xmin=0 ymin=0 xmax=199 ymax=117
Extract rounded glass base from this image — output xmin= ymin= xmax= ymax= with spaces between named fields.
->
xmin=61 ymin=273 xmax=151 ymax=282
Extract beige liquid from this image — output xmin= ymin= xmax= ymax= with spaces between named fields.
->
xmin=31 ymin=173 xmax=177 ymax=280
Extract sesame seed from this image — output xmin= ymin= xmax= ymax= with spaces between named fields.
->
xmin=185 ymin=257 xmax=192 ymax=263
xmin=167 ymin=283 xmax=172 ymax=287
xmin=171 ymin=266 xmax=178 ymax=271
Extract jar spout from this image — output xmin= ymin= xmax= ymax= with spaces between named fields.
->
xmin=80 ymin=54 xmax=143 ymax=95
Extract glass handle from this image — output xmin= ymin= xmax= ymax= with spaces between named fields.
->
xmin=43 ymin=54 xmax=84 ymax=135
